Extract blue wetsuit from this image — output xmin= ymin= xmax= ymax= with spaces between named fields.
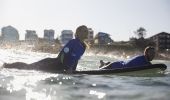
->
xmin=102 ymin=55 xmax=151 ymax=69
xmin=125 ymin=55 xmax=151 ymax=68
xmin=58 ymin=38 xmax=86 ymax=70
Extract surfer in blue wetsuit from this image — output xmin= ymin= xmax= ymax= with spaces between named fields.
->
xmin=99 ymin=46 xmax=155 ymax=69
xmin=3 ymin=25 xmax=89 ymax=72
xmin=56 ymin=25 xmax=89 ymax=71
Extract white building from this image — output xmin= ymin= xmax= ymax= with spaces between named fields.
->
xmin=150 ymin=32 xmax=170 ymax=51
xmin=60 ymin=30 xmax=73 ymax=46
xmin=94 ymin=32 xmax=113 ymax=45
xmin=25 ymin=30 xmax=38 ymax=42
xmin=1 ymin=25 xmax=19 ymax=42
xmin=44 ymin=29 xmax=55 ymax=41
xmin=87 ymin=28 xmax=94 ymax=44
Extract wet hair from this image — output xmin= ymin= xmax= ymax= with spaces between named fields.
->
xmin=75 ymin=25 xmax=89 ymax=49
xmin=144 ymin=46 xmax=155 ymax=61
xmin=75 ymin=25 xmax=88 ymax=39
xmin=144 ymin=46 xmax=155 ymax=54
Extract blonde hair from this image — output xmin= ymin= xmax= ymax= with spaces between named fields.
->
xmin=75 ymin=25 xmax=88 ymax=40
xmin=75 ymin=25 xmax=89 ymax=49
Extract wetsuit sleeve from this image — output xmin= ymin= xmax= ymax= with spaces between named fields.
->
xmin=65 ymin=44 xmax=83 ymax=69
xmin=59 ymin=40 xmax=73 ymax=65
xmin=58 ymin=39 xmax=85 ymax=70
xmin=125 ymin=55 xmax=151 ymax=68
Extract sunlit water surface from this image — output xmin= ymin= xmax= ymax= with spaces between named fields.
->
xmin=0 ymin=49 xmax=170 ymax=100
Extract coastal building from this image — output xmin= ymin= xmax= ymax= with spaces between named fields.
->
xmin=44 ymin=29 xmax=55 ymax=42
xmin=150 ymin=32 xmax=170 ymax=51
xmin=94 ymin=32 xmax=113 ymax=45
xmin=25 ymin=30 xmax=38 ymax=43
xmin=87 ymin=28 xmax=94 ymax=44
xmin=60 ymin=30 xmax=73 ymax=46
xmin=1 ymin=25 xmax=19 ymax=42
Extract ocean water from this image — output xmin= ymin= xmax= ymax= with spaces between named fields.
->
xmin=0 ymin=48 xmax=170 ymax=100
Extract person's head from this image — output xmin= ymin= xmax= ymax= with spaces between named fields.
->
xmin=100 ymin=60 xmax=104 ymax=65
xmin=75 ymin=25 xmax=89 ymax=42
xmin=144 ymin=46 xmax=155 ymax=61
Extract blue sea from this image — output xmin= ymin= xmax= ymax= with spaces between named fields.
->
xmin=0 ymin=49 xmax=170 ymax=100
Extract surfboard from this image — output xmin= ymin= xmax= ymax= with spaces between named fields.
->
xmin=68 ymin=64 xmax=167 ymax=75
xmin=3 ymin=63 xmax=167 ymax=75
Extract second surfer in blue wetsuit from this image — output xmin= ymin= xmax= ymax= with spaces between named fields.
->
xmin=4 ymin=25 xmax=89 ymax=72
xmin=99 ymin=46 xmax=155 ymax=69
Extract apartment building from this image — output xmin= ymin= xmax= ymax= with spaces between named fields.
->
xmin=150 ymin=32 xmax=170 ymax=51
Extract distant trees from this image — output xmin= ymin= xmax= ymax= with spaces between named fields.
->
xmin=130 ymin=27 xmax=155 ymax=50
xmin=134 ymin=27 xmax=146 ymax=39
xmin=55 ymin=38 xmax=60 ymax=44
xmin=94 ymin=32 xmax=113 ymax=45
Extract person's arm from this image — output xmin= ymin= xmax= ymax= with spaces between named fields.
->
xmin=99 ymin=60 xmax=111 ymax=68
xmin=125 ymin=55 xmax=151 ymax=68
xmin=65 ymin=67 xmax=73 ymax=73
xmin=58 ymin=40 xmax=74 ymax=69
xmin=99 ymin=62 xmax=112 ymax=69
xmin=59 ymin=40 xmax=84 ymax=72
xmin=66 ymin=49 xmax=81 ymax=69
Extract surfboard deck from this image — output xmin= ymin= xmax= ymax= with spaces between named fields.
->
xmin=3 ymin=63 xmax=167 ymax=75
xmin=56 ymin=64 xmax=167 ymax=75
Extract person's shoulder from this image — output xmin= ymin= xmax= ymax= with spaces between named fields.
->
xmin=66 ymin=39 xmax=81 ymax=46
xmin=71 ymin=38 xmax=83 ymax=45
xmin=134 ymin=55 xmax=144 ymax=58
xmin=131 ymin=55 xmax=144 ymax=60
xmin=70 ymin=38 xmax=79 ymax=43
xmin=67 ymin=39 xmax=76 ymax=44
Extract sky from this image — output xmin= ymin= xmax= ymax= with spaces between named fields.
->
xmin=0 ymin=0 xmax=170 ymax=41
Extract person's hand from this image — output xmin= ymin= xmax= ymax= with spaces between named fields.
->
xmin=65 ymin=68 xmax=73 ymax=74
